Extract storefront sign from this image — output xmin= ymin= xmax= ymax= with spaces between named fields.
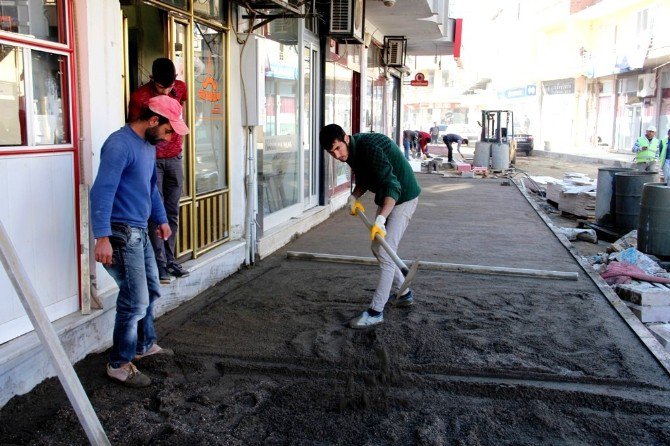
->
xmin=503 ymin=84 xmax=537 ymax=99
xmin=410 ymin=72 xmax=428 ymax=87
xmin=543 ymin=78 xmax=575 ymax=95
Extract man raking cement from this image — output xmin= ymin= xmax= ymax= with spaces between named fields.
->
xmin=320 ymin=124 xmax=421 ymax=329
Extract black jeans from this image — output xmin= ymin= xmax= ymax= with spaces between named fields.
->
xmin=149 ymin=156 xmax=184 ymax=268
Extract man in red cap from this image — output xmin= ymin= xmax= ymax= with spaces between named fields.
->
xmin=91 ymin=95 xmax=189 ymax=387
xmin=128 ymin=58 xmax=189 ymax=283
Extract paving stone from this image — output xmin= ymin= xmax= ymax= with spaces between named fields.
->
xmin=615 ymin=283 xmax=670 ymax=306
xmin=625 ymin=302 xmax=670 ymax=323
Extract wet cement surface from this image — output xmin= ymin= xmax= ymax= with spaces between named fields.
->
xmin=2 ymin=174 xmax=670 ymax=445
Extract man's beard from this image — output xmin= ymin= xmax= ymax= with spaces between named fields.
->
xmin=146 ymin=126 xmax=163 ymax=145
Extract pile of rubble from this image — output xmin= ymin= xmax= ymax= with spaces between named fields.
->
xmin=585 ymin=230 xmax=670 ymax=351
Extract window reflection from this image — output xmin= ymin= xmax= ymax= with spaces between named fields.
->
xmin=193 ymin=23 xmax=226 ymax=195
xmin=324 ymin=62 xmax=353 ymax=189
xmin=262 ymin=38 xmax=300 ymax=215
xmin=193 ymin=0 xmax=223 ymax=21
xmin=0 ymin=0 xmax=63 ymax=43
xmin=32 ymin=50 xmax=68 ymax=145
xmin=0 ymin=45 xmax=26 ymax=146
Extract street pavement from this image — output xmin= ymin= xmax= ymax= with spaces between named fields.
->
xmin=2 ymin=173 xmax=670 ymax=444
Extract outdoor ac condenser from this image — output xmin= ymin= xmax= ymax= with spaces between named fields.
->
xmin=637 ymin=73 xmax=656 ymax=98
xmin=328 ymin=0 xmax=365 ymax=43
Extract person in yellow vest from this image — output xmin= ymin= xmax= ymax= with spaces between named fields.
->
xmin=632 ymin=125 xmax=659 ymax=171
xmin=658 ymin=128 xmax=670 ymax=184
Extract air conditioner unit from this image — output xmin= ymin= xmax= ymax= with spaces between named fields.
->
xmin=637 ymin=73 xmax=656 ymax=97
xmin=328 ymin=0 xmax=365 ymax=43
xmin=384 ymin=36 xmax=407 ymax=68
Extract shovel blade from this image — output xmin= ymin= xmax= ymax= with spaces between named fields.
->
xmin=396 ymin=260 xmax=419 ymax=297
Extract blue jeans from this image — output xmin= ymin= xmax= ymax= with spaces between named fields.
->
xmin=402 ymin=140 xmax=410 ymax=160
xmin=104 ymin=225 xmax=160 ymax=367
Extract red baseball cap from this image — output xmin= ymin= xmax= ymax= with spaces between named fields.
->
xmin=147 ymin=95 xmax=189 ymax=135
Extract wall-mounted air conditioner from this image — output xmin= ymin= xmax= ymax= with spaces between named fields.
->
xmin=328 ymin=0 xmax=365 ymax=43
xmin=637 ymin=73 xmax=656 ymax=97
xmin=384 ymin=36 xmax=407 ymax=68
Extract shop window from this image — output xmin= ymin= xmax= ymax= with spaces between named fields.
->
xmin=193 ymin=0 xmax=225 ymax=22
xmin=262 ymin=38 xmax=300 ymax=215
xmin=160 ymin=0 xmax=187 ymax=10
xmin=0 ymin=0 xmax=64 ymax=44
xmin=31 ymin=50 xmax=68 ymax=145
xmin=0 ymin=44 xmax=69 ymax=147
xmin=0 ymin=45 xmax=26 ymax=146
xmin=193 ymin=23 xmax=226 ymax=194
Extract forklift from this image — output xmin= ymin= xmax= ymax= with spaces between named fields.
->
xmin=479 ymin=110 xmax=517 ymax=167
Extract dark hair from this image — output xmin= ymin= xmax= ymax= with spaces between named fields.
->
xmin=319 ymin=124 xmax=346 ymax=151
xmin=136 ymin=105 xmax=170 ymax=125
xmin=152 ymin=58 xmax=177 ymax=86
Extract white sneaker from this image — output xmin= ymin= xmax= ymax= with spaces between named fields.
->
xmin=349 ymin=310 xmax=384 ymax=329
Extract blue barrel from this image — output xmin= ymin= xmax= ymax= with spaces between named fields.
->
xmin=638 ymin=183 xmax=670 ymax=257
xmin=615 ymin=171 xmax=660 ymax=232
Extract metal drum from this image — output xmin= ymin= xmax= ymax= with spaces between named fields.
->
xmin=614 ymin=171 xmax=660 ymax=232
xmin=638 ymin=183 xmax=670 ymax=257
xmin=473 ymin=142 xmax=491 ymax=167
xmin=491 ymin=143 xmax=510 ymax=170
xmin=595 ymin=167 xmax=633 ymax=226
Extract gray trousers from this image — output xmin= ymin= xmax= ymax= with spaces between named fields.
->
xmin=635 ymin=161 xmax=657 ymax=172
xmin=370 ymin=197 xmax=419 ymax=312
xmin=149 ymin=156 xmax=184 ymax=268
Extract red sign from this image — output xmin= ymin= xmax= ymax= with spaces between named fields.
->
xmin=410 ymin=72 xmax=428 ymax=87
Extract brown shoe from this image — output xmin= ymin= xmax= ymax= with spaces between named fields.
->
xmin=134 ymin=343 xmax=175 ymax=361
xmin=106 ymin=362 xmax=151 ymax=387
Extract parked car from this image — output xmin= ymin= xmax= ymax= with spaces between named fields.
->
xmin=440 ymin=123 xmax=480 ymax=145
xmin=514 ymin=132 xmax=534 ymax=155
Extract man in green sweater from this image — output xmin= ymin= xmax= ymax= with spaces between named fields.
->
xmin=320 ymin=124 xmax=421 ymax=328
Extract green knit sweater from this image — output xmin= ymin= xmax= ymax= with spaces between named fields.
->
xmin=346 ymin=133 xmax=421 ymax=206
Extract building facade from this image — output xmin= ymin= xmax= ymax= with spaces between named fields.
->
xmin=0 ymin=0 xmax=453 ymax=406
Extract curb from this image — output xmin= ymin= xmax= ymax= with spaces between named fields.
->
xmin=532 ymin=149 xmax=634 ymax=167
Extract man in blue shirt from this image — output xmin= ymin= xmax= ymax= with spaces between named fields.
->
xmin=90 ymin=95 xmax=189 ymax=387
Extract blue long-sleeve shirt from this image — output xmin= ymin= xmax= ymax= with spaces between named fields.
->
xmin=90 ymin=125 xmax=167 ymax=238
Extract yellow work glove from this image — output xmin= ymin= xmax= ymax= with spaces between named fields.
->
xmin=347 ymin=194 xmax=365 ymax=216
xmin=370 ymin=215 xmax=387 ymax=241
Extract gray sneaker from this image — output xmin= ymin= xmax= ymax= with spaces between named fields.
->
xmin=106 ymin=363 xmax=151 ymax=388
xmin=349 ymin=310 xmax=384 ymax=329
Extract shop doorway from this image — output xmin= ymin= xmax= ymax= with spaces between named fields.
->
xmin=121 ymin=1 xmax=229 ymax=259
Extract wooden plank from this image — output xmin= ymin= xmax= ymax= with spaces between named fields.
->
xmin=79 ymin=185 xmax=91 ymax=315
xmin=0 ymin=220 xmax=110 ymax=445
xmin=286 ymin=251 xmax=579 ymax=281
